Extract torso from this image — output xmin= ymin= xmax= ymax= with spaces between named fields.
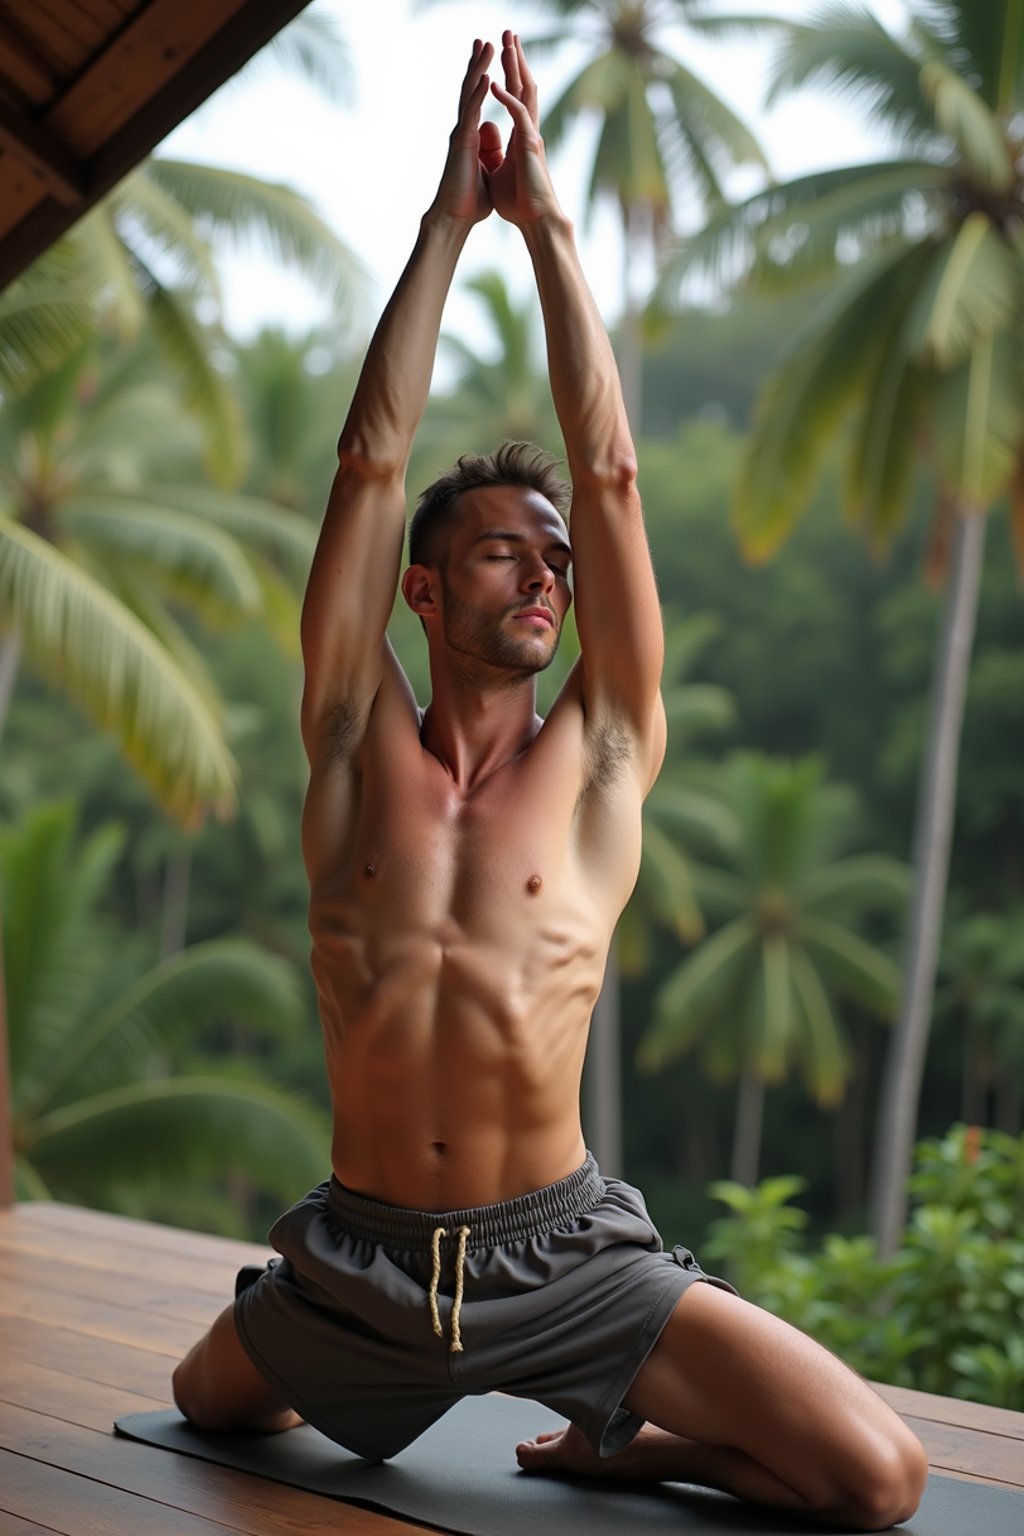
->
xmin=302 ymin=649 xmax=649 ymax=1211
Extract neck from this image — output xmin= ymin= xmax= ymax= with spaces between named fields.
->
xmin=421 ymin=669 xmax=540 ymax=793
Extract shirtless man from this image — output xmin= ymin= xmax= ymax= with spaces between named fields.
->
xmin=173 ymin=33 xmax=927 ymax=1530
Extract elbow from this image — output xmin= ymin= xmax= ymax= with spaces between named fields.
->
xmin=573 ymin=451 xmax=639 ymax=494
xmin=336 ymin=436 xmax=405 ymax=484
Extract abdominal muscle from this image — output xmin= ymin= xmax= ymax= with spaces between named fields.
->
xmin=311 ymin=877 xmax=607 ymax=1212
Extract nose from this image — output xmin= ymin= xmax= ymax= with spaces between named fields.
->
xmin=521 ymin=556 xmax=555 ymax=594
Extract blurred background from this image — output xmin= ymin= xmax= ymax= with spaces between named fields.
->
xmin=2 ymin=1 xmax=1022 ymax=1409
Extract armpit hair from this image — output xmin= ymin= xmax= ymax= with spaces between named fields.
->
xmin=324 ymin=698 xmax=361 ymax=763
xmin=581 ymin=718 xmax=634 ymax=797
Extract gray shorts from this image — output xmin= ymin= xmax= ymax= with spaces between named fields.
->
xmin=234 ymin=1154 xmax=736 ymax=1462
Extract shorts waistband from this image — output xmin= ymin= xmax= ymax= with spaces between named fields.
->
xmin=326 ymin=1153 xmax=604 ymax=1251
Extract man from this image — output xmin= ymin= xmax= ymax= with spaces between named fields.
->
xmin=173 ymin=34 xmax=927 ymax=1530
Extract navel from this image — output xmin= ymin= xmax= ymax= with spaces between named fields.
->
xmin=526 ymin=874 xmax=542 ymax=895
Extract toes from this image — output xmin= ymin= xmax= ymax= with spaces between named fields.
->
xmin=515 ymin=1430 xmax=565 ymax=1468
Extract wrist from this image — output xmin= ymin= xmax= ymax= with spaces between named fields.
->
xmin=420 ymin=204 xmax=478 ymax=248
xmin=520 ymin=210 xmax=575 ymax=254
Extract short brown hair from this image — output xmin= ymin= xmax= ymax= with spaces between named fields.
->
xmin=409 ymin=442 xmax=571 ymax=569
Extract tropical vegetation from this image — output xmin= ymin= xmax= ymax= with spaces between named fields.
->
xmin=2 ymin=801 xmax=328 ymax=1231
xmin=661 ymin=0 xmax=1024 ymax=1253
xmin=704 ymin=1124 xmax=1024 ymax=1410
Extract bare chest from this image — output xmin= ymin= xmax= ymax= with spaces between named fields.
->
xmin=350 ymin=751 xmax=578 ymax=923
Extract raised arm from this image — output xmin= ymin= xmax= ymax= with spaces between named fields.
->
xmin=488 ymin=33 xmax=665 ymax=780
xmin=299 ymin=40 xmax=501 ymax=755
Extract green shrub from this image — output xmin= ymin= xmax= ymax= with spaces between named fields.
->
xmin=703 ymin=1125 xmax=1024 ymax=1408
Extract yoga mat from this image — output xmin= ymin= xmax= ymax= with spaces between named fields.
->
xmin=115 ymin=1394 xmax=1022 ymax=1536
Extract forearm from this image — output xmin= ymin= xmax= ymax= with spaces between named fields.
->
xmin=337 ymin=210 xmax=471 ymax=477
xmin=522 ymin=216 xmax=636 ymax=484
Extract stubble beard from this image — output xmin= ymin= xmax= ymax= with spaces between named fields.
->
xmin=441 ymin=577 xmax=560 ymax=688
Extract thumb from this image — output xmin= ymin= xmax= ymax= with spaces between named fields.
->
xmin=478 ymin=119 xmax=504 ymax=174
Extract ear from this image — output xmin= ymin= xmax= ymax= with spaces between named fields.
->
xmin=402 ymin=564 xmax=439 ymax=618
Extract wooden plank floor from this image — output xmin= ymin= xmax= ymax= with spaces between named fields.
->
xmin=1 ymin=1201 xmax=1022 ymax=1534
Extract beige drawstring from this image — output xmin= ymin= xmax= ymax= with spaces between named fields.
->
xmin=428 ymin=1224 xmax=471 ymax=1352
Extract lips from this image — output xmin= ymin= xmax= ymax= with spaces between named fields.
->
xmin=513 ymin=607 xmax=555 ymax=628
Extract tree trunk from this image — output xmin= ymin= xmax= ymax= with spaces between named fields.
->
xmin=159 ymin=844 xmax=193 ymax=960
xmin=0 ymin=889 xmax=13 ymax=1208
xmin=870 ymin=509 xmax=987 ymax=1256
xmin=583 ymin=956 xmax=622 ymax=1176
xmin=731 ymin=1068 xmax=764 ymax=1187
xmin=0 ymin=627 xmax=21 ymax=748
xmin=618 ymin=202 xmax=645 ymax=432
xmin=581 ymin=202 xmax=648 ymax=1180
xmin=0 ymin=628 xmax=21 ymax=1206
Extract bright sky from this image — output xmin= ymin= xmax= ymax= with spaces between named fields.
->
xmin=162 ymin=0 xmax=906 ymax=365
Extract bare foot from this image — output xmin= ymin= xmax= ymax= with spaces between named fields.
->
xmin=516 ymin=1423 xmax=671 ymax=1479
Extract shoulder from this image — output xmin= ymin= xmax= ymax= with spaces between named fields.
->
xmin=537 ymin=659 xmax=666 ymax=801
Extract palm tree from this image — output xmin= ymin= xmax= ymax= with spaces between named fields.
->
xmin=935 ymin=902 xmax=1024 ymax=1135
xmin=660 ymin=1 xmax=1024 ymax=1252
xmin=2 ymin=3 xmax=362 ymax=483
xmin=638 ymin=752 xmax=908 ymax=1187
xmin=525 ymin=0 xmax=767 ymax=425
xmin=425 ymin=270 xmax=562 ymax=461
xmin=3 ymin=800 xmax=329 ymax=1224
xmin=618 ymin=612 xmax=739 ymax=972
xmin=0 ymin=337 xmax=317 ymax=826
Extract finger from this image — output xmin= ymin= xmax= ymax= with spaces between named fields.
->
xmin=501 ymin=27 xmax=523 ymax=100
xmin=478 ymin=119 xmax=504 ymax=175
xmin=459 ymin=63 xmax=492 ymax=130
xmin=459 ymin=39 xmax=493 ymax=115
xmin=514 ymin=34 xmax=539 ymax=126
xmin=490 ymin=76 xmax=535 ymax=138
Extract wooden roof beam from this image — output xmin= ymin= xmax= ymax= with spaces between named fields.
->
xmin=0 ymin=100 xmax=86 ymax=206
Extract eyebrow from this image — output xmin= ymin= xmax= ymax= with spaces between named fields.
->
xmin=472 ymin=529 xmax=573 ymax=559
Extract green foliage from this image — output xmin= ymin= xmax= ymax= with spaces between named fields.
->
xmin=704 ymin=1125 xmax=1024 ymax=1407
xmin=2 ymin=799 xmax=329 ymax=1218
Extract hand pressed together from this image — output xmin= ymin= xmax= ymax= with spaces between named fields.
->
xmin=431 ymin=31 xmax=563 ymax=228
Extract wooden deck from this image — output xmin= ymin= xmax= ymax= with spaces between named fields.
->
xmin=1 ymin=1200 xmax=1022 ymax=1533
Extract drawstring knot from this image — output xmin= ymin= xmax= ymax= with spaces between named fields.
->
xmin=429 ymin=1224 xmax=470 ymax=1352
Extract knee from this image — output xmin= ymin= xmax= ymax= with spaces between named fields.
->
xmin=845 ymin=1431 xmax=929 ymax=1530
xmin=172 ymin=1357 xmax=223 ymax=1431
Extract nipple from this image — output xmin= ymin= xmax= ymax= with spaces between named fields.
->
xmin=527 ymin=874 xmax=542 ymax=895
xmin=364 ymin=859 xmax=377 ymax=878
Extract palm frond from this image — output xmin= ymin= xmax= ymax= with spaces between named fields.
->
xmin=733 ymin=241 xmax=936 ymax=560
xmin=916 ymin=2 xmax=1024 ymax=113
xmin=796 ymin=853 xmax=910 ymax=913
xmin=933 ymin=329 xmax=1024 ymax=508
xmin=799 ymin=912 xmax=900 ymax=1016
xmin=920 ymin=58 xmax=1014 ymax=187
xmin=109 ymin=169 xmax=221 ymax=297
xmin=541 ymin=51 xmax=631 ymax=157
xmin=658 ymin=52 xmax=768 ymax=178
xmin=845 ymin=327 xmax=930 ymax=549
xmin=636 ymin=817 xmax=705 ymax=943
xmin=656 ymin=159 xmax=946 ymax=300
xmin=910 ymin=214 xmax=1022 ymax=368
xmin=1 ymin=802 xmax=123 ymax=1090
xmin=242 ymin=7 xmax=355 ymax=104
xmin=0 ymin=249 xmax=93 ymax=396
xmin=146 ymin=281 xmax=247 ymax=487
xmin=29 ymin=1076 xmax=329 ymax=1205
xmin=756 ymin=934 xmax=792 ymax=1081
xmin=59 ymin=496 xmax=264 ymax=613
xmin=125 ymin=485 xmax=317 ymax=583
xmin=639 ymin=915 xmax=759 ymax=1069
xmin=789 ymin=943 xmax=849 ymax=1104
xmin=0 ymin=515 xmax=238 ymax=826
xmin=31 ymin=937 xmax=305 ymax=1115
xmin=764 ymin=5 xmax=936 ymax=142
xmin=146 ymin=159 xmax=364 ymax=318
xmin=68 ymin=209 xmax=147 ymax=340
